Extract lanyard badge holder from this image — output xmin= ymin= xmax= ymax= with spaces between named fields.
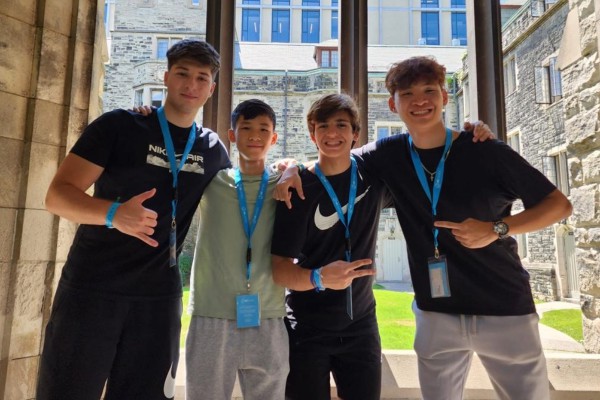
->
xmin=234 ymin=169 xmax=269 ymax=328
xmin=409 ymin=129 xmax=453 ymax=298
xmin=157 ymin=107 xmax=197 ymax=268
xmin=315 ymin=157 xmax=358 ymax=319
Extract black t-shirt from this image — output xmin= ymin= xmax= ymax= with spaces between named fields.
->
xmin=354 ymin=131 xmax=557 ymax=316
xmin=61 ymin=109 xmax=230 ymax=299
xmin=271 ymin=158 xmax=392 ymax=338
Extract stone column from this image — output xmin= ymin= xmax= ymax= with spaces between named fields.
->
xmin=561 ymin=0 xmax=600 ymax=353
xmin=0 ymin=0 xmax=105 ymax=398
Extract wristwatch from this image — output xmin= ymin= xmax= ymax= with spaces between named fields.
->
xmin=493 ymin=220 xmax=509 ymax=239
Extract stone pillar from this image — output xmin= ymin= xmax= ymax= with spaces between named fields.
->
xmin=561 ymin=0 xmax=600 ymax=353
xmin=0 ymin=0 xmax=105 ymax=398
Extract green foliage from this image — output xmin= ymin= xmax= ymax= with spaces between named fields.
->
xmin=540 ymin=309 xmax=584 ymax=342
xmin=178 ymin=253 xmax=193 ymax=287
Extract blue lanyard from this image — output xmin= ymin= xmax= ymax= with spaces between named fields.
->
xmin=315 ymin=156 xmax=357 ymax=320
xmin=157 ymin=107 xmax=197 ymax=221
xmin=314 ymin=156 xmax=358 ymax=261
xmin=408 ymin=128 xmax=453 ymax=258
xmin=234 ymin=168 xmax=269 ymax=290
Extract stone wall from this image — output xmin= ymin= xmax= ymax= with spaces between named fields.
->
xmin=0 ymin=0 xmax=106 ymax=398
xmin=562 ymin=0 xmax=600 ymax=353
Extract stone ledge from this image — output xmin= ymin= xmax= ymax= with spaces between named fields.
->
xmin=175 ymin=350 xmax=600 ymax=399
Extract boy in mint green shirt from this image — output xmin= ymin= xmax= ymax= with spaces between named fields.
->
xmin=186 ymin=99 xmax=288 ymax=400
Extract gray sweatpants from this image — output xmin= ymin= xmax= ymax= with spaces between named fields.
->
xmin=185 ymin=316 xmax=289 ymax=400
xmin=412 ymin=301 xmax=549 ymax=400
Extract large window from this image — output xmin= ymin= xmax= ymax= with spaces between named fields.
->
xmin=451 ymin=12 xmax=466 ymax=45
xmin=421 ymin=0 xmax=438 ymax=8
xmin=507 ymin=129 xmax=521 ymax=153
xmin=156 ymin=37 xmax=182 ymax=59
xmin=317 ymin=49 xmax=338 ymax=68
xmin=531 ymin=0 xmax=558 ymax=17
xmin=535 ymin=57 xmax=562 ymax=104
xmin=544 ymin=150 xmax=570 ymax=196
xmin=331 ymin=0 xmax=338 ymax=39
xmin=242 ymin=8 xmax=260 ymax=42
xmin=421 ymin=12 xmax=439 ymax=45
xmin=151 ymin=88 xmax=166 ymax=108
xmin=134 ymin=89 xmax=143 ymax=108
xmin=375 ymin=123 xmax=404 ymax=140
xmin=272 ymin=9 xmax=290 ymax=42
xmin=504 ymin=56 xmax=517 ymax=95
xmin=302 ymin=10 xmax=320 ymax=43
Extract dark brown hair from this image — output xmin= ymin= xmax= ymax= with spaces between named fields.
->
xmin=385 ymin=56 xmax=446 ymax=96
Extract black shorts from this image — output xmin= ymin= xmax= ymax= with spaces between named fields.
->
xmin=36 ymin=284 xmax=182 ymax=400
xmin=285 ymin=325 xmax=382 ymax=400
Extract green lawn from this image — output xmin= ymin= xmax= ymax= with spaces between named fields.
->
xmin=180 ymin=287 xmax=583 ymax=349
xmin=540 ymin=309 xmax=583 ymax=342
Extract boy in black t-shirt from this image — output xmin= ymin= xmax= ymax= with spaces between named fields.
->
xmin=37 ymin=40 xmax=230 ymax=400
xmin=271 ymin=93 xmax=392 ymax=400
xmin=355 ymin=56 xmax=572 ymax=400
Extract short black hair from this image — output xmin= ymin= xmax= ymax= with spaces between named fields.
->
xmin=166 ymin=39 xmax=220 ymax=78
xmin=231 ymin=99 xmax=277 ymax=129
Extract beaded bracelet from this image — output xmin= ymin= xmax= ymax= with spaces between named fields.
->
xmin=296 ymin=162 xmax=306 ymax=173
xmin=105 ymin=201 xmax=122 ymax=229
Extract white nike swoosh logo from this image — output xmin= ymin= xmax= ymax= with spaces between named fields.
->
xmin=163 ymin=362 xmax=176 ymax=399
xmin=314 ymin=186 xmax=371 ymax=230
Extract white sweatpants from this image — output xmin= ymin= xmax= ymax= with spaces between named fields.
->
xmin=412 ymin=302 xmax=549 ymax=400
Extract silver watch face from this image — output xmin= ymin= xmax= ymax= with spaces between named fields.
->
xmin=494 ymin=221 xmax=509 ymax=236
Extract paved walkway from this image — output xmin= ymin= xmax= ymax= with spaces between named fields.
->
xmin=377 ymin=281 xmax=585 ymax=353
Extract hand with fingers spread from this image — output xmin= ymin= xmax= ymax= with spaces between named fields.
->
xmin=320 ymin=259 xmax=375 ymax=290
xmin=463 ymin=120 xmax=495 ymax=142
xmin=273 ymin=165 xmax=305 ymax=209
xmin=112 ymin=188 xmax=159 ymax=247
xmin=434 ymin=218 xmax=497 ymax=249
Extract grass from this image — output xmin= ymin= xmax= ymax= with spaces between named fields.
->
xmin=180 ymin=287 xmax=583 ymax=349
xmin=540 ymin=309 xmax=583 ymax=342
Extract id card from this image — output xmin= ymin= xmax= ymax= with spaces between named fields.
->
xmin=428 ymin=255 xmax=451 ymax=298
xmin=236 ymin=293 xmax=260 ymax=328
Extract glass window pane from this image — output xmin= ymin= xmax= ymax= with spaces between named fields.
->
xmin=273 ymin=0 xmax=290 ymax=4
xmin=242 ymin=9 xmax=260 ymax=41
xmin=302 ymin=10 xmax=320 ymax=43
xmin=157 ymin=39 xmax=169 ymax=59
xmin=451 ymin=12 xmax=467 ymax=45
xmin=451 ymin=0 xmax=465 ymax=7
xmin=302 ymin=0 xmax=320 ymax=5
xmin=242 ymin=0 xmax=260 ymax=4
xmin=151 ymin=90 xmax=164 ymax=108
xmin=331 ymin=50 xmax=338 ymax=67
xmin=421 ymin=12 xmax=439 ymax=45
xmin=272 ymin=10 xmax=290 ymax=42
xmin=321 ymin=50 xmax=330 ymax=67
xmin=421 ymin=0 xmax=438 ymax=8
xmin=377 ymin=127 xmax=389 ymax=140
xmin=331 ymin=10 xmax=338 ymax=39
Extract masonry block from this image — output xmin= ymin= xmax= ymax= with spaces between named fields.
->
xmin=0 ymin=91 xmax=28 ymax=142
xmin=44 ymin=0 xmax=74 ymax=37
xmin=19 ymin=209 xmax=55 ymax=261
xmin=36 ymin=29 xmax=70 ymax=105
xmin=23 ymin=142 xmax=61 ymax=210
xmin=31 ymin=99 xmax=66 ymax=147
xmin=0 ymin=137 xmax=24 ymax=208
xmin=4 ymin=355 xmax=39 ymax=400
xmin=0 ymin=15 xmax=36 ymax=97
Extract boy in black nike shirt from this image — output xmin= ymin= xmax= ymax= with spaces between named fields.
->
xmin=37 ymin=40 xmax=230 ymax=400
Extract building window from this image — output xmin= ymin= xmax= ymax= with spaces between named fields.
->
xmin=535 ymin=57 xmax=562 ymax=104
xmin=375 ymin=123 xmax=404 ymax=140
xmin=156 ymin=37 xmax=181 ymax=59
xmin=190 ymin=0 xmax=200 ymax=6
xmin=331 ymin=10 xmax=338 ymax=39
xmin=543 ymin=151 xmax=570 ymax=195
xmin=151 ymin=89 xmax=166 ymax=108
xmin=451 ymin=0 xmax=465 ymax=6
xmin=317 ymin=49 xmax=338 ymax=68
xmin=516 ymin=233 xmax=528 ymax=259
xmin=302 ymin=10 xmax=320 ymax=43
xmin=242 ymin=8 xmax=260 ymax=42
xmin=504 ymin=56 xmax=517 ymax=95
xmin=421 ymin=0 xmax=438 ymax=8
xmin=451 ymin=12 xmax=466 ymax=45
xmin=421 ymin=12 xmax=439 ymax=45
xmin=272 ymin=9 xmax=290 ymax=42
xmin=531 ymin=0 xmax=558 ymax=17
xmin=134 ymin=89 xmax=144 ymax=108
xmin=507 ymin=130 xmax=521 ymax=153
